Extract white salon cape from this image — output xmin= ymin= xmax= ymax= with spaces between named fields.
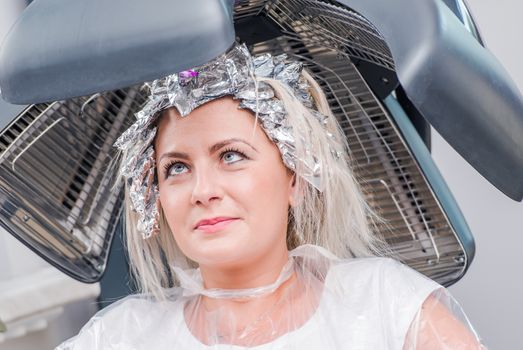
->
xmin=56 ymin=245 xmax=483 ymax=349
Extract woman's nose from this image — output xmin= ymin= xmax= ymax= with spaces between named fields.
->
xmin=190 ymin=166 xmax=223 ymax=206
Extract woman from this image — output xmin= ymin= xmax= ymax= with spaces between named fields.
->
xmin=57 ymin=43 xmax=484 ymax=349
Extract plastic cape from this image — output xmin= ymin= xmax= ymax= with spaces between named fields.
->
xmin=56 ymin=245 xmax=484 ymax=349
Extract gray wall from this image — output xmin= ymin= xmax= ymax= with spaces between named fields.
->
xmin=438 ymin=1 xmax=523 ymax=348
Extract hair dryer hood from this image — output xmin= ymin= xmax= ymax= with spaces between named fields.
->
xmin=0 ymin=0 xmax=236 ymax=104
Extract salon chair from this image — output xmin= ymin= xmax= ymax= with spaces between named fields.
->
xmin=0 ymin=0 xmax=521 ymax=305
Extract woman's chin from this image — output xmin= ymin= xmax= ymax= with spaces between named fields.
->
xmin=186 ymin=229 xmax=252 ymax=267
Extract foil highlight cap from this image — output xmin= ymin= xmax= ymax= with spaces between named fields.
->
xmin=114 ymin=43 xmax=328 ymax=239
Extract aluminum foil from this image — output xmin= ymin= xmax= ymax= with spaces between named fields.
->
xmin=115 ymin=43 xmax=326 ymax=239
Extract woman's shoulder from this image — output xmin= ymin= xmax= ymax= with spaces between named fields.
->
xmin=90 ymin=292 xmax=175 ymax=321
xmin=331 ymin=257 xmax=441 ymax=288
xmin=324 ymin=256 xmax=443 ymax=348
xmin=326 ymin=255 xmax=442 ymax=312
xmin=331 ymin=255 xmax=440 ymax=290
xmin=55 ymin=292 xmax=184 ymax=349
xmin=293 ymin=244 xmax=441 ymax=296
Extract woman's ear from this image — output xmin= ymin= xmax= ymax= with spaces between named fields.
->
xmin=288 ymin=173 xmax=300 ymax=207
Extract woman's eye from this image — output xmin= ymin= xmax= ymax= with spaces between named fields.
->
xmin=222 ymin=151 xmax=245 ymax=164
xmin=166 ymin=162 xmax=188 ymax=177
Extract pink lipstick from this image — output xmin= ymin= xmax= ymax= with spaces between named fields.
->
xmin=194 ymin=217 xmax=239 ymax=234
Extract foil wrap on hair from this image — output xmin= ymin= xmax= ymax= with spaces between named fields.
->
xmin=115 ymin=43 xmax=325 ymax=239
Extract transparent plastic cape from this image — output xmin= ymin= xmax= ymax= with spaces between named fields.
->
xmin=56 ymin=245 xmax=485 ymax=349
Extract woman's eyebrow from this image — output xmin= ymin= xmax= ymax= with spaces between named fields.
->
xmin=209 ymin=138 xmax=258 ymax=154
xmin=158 ymin=138 xmax=258 ymax=163
xmin=158 ymin=151 xmax=190 ymax=163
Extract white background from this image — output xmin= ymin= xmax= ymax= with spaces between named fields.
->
xmin=0 ymin=0 xmax=522 ymax=349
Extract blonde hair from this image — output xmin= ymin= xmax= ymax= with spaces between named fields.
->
xmin=121 ymin=69 xmax=387 ymax=300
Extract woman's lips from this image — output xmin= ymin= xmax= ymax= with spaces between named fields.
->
xmin=195 ymin=217 xmax=239 ymax=234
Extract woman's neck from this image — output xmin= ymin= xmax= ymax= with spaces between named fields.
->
xmin=183 ymin=246 xmax=323 ymax=347
xmin=198 ymin=244 xmax=290 ymax=290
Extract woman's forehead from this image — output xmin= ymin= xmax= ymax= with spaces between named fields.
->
xmin=155 ymin=97 xmax=269 ymax=152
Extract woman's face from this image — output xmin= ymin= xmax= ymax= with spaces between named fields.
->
xmin=155 ymin=96 xmax=295 ymax=269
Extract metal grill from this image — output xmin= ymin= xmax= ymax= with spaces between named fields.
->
xmin=0 ymin=88 xmax=146 ymax=281
xmin=234 ymin=0 xmax=394 ymax=70
xmin=234 ymin=0 xmax=269 ymax=20
xmin=266 ymin=0 xmax=395 ymax=70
